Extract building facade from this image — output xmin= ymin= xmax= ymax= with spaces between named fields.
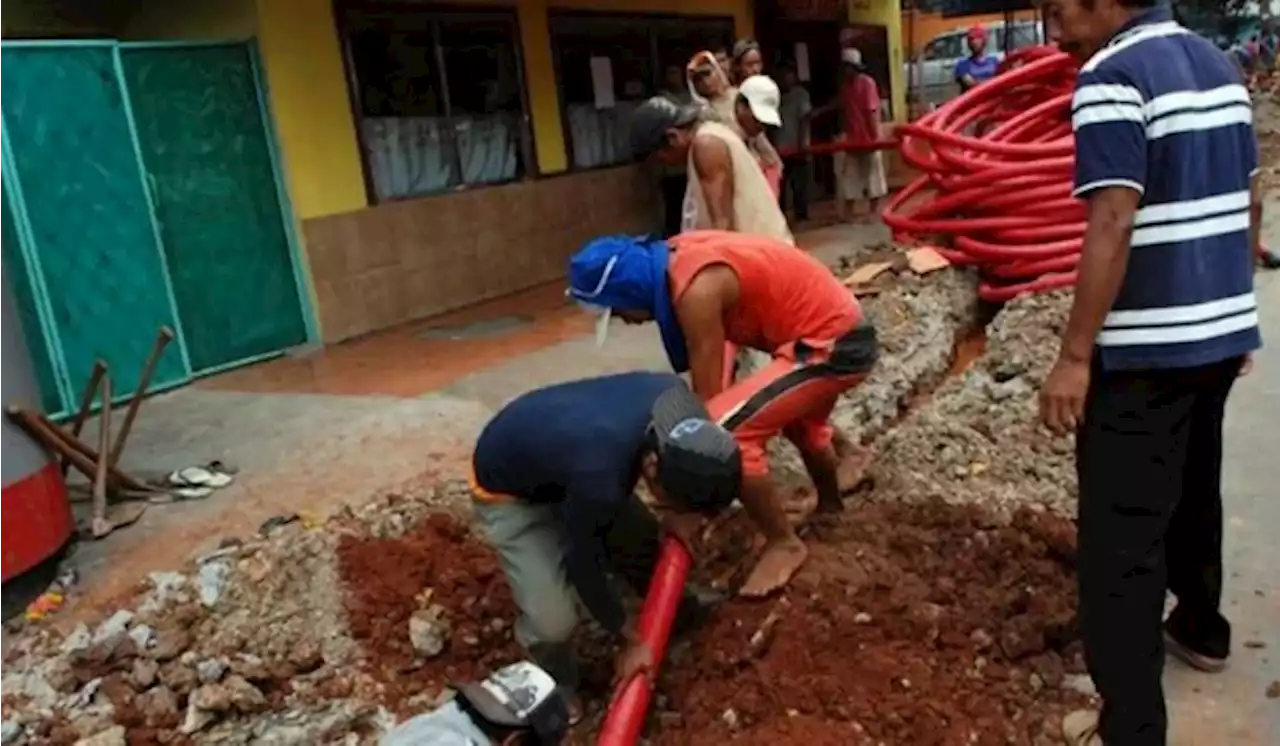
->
xmin=2 ymin=0 xmax=906 ymax=369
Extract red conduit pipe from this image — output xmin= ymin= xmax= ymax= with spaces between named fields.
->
xmin=597 ymin=536 xmax=693 ymax=746
xmin=882 ymin=46 xmax=1087 ymax=301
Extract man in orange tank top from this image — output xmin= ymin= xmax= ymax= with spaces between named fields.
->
xmin=567 ymin=231 xmax=879 ymax=597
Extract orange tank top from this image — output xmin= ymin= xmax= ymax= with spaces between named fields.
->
xmin=667 ymin=231 xmax=863 ymax=352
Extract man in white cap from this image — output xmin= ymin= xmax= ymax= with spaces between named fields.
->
xmin=814 ymin=48 xmax=887 ymax=222
xmin=735 ymin=74 xmax=785 ymax=198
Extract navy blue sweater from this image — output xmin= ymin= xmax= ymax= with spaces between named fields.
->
xmin=473 ymin=372 xmax=681 ymax=633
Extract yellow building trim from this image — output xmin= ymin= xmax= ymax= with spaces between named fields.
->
xmin=255 ymin=0 xmax=368 ymax=221
xmin=849 ymin=0 xmax=907 ymax=124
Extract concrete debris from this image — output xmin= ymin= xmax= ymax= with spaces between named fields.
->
xmin=0 ymin=721 xmax=20 ymax=745
xmin=61 ymin=623 xmax=92 ymax=655
xmin=197 ymin=560 xmax=232 ymax=607
xmin=197 ymin=657 xmax=229 ymax=684
xmin=126 ymin=623 xmax=153 ymax=651
xmin=408 ymin=605 xmax=452 ymax=659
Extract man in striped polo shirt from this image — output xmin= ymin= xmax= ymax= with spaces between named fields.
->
xmin=1039 ymin=1 xmax=1263 ymax=744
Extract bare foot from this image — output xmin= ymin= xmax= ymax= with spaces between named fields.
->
xmin=739 ymin=538 xmax=808 ymax=598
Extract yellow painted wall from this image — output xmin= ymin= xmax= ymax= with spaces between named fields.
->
xmin=254 ymin=0 xmax=367 ymax=220
xmin=849 ymin=0 xmax=906 ymax=124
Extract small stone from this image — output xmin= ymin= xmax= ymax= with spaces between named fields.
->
xmin=134 ymin=685 xmax=179 ymax=725
xmin=159 ymin=662 xmax=198 ymax=695
xmin=1062 ymin=673 xmax=1097 ymax=697
xmin=1029 ymin=672 xmax=1045 ymax=692
xmin=92 ymin=611 xmax=134 ymax=645
xmin=127 ymin=624 xmax=154 ymax=651
xmin=288 ymin=640 xmax=323 ymax=673
xmin=196 ymin=659 xmax=227 ymax=684
xmin=853 ymin=612 xmax=873 ymax=624
xmin=149 ymin=627 xmax=192 ymax=662
xmin=130 ymin=658 xmax=159 ymax=690
xmin=721 ymin=708 xmax=739 ymax=729
xmin=408 ymin=606 xmax=451 ymax=658
xmin=970 ymin=629 xmax=994 ymax=651
xmin=1265 ymin=681 xmax=1280 ymax=699
xmin=180 ymin=703 xmax=216 ymax=735
xmin=72 ymin=725 xmax=125 ymax=746
xmin=61 ymin=624 xmax=92 ymax=655
xmin=228 ymin=654 xmax=271 ymax=684
xmin=1243 ymin=640 xmax=1266 ymax=650
xmin=197 ymin=561 xmax=231 ymax=608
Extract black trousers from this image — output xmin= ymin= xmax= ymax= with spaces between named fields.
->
xmin=1076 ymin=356 xmax=1242 ymax=745
xmin=781 ymin=155 xmax=810 ymax=221
xmin=659 ymin=175 xmax=686 ymax=238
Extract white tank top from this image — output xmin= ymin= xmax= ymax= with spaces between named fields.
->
xmin=680 ymin=121 xmax=793 ymax=244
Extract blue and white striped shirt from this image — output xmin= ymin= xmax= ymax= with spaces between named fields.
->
xmin=1071 ymin=7 xmax=1261 ymax=370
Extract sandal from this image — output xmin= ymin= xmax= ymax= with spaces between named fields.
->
xmin=168 ymin=465 xmax=234 ymax=489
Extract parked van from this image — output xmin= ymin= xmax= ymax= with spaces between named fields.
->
xmin=905 ymin=19 xmax=1044 ymax=107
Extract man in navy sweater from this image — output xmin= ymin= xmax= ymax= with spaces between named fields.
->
xmin=470 ymin=372 xmax=740 ymax=720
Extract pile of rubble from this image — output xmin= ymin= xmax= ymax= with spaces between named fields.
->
xmin=869 ymin=291 xmax=1077 ymax=517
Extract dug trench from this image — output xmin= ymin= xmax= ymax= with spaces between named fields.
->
xmin=0 ymin=263 xmax=1090 ymax=745
xmin=332 ymin=272 xmax=1089 ymax=744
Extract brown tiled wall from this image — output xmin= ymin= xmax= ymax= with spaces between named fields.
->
xmin=302 ymin=166 xmax=660 ymax=343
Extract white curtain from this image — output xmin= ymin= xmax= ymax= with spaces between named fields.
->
xmin=566 ymin=101 xmax=641 ymax=169
xmin=361 ymin=113 xmax=518 ymax=200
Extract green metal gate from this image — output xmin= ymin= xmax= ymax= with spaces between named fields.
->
xmin=120 ymin=42 xmax=307 ymax=373
xmin=1 ymin=42 xmax=189 ymax=407
xmin=0 ymin=40 xmax=313 ymax=414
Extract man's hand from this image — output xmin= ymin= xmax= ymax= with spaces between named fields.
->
xmin=611 ymin=640 xmax=655 ymax=695
xmin=1039 ymin=354 xmax=1091 ymax=436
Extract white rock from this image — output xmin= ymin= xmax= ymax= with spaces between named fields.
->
xmin=61 ymin=624 xmax=92 ymax=655
xmin=92 ymin=611 xmax=134 ymax=644
xmin=408 ymin=606 xmax=451 ymax=658
xmin=197 ymin=561 xmax=231 ymax=608
xmin=721 ymin=708 xmax=739 ymax=729
xmin=853 ymin=612 xmax=873 ymax=624
xmin=128 ymin=624 xmax=154 ymax=650
xmin=1062 ymin=673 xmax=1098 ymax=697
xmin=180 ymin=702 xmax=216 ymax=735
xmin=197 ymin=659 xmax=228 ymax=684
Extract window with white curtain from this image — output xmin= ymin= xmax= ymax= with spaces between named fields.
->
xmin=549 ymin=13 xmax=735 ymax=170
xmin=341 ymin=5 xmax=533 ymax=201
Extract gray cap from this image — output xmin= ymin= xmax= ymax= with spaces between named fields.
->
xmin=650 ymin=383 xmax=741 ymax=514
xmin=630 ymin=96 xmax=701 ymax=159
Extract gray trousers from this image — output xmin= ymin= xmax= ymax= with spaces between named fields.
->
xmin=472 ymin=496 xmax=666 ymax=694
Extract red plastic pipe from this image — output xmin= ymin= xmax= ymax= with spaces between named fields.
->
xmin=597 ymin=536 xmax=693 ymax=746
xmin=882 ymin=45 xmax=1088 ymax=301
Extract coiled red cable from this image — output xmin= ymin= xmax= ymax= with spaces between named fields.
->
xmin=884 ymin=46 xmax=1083 ymax=302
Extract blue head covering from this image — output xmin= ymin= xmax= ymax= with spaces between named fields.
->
xmin=567 ymin=235 xmax=691 ymax=372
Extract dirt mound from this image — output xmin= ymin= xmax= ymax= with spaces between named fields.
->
xmin=336 ymin=513 xmax=521 ymax=713
xmin=656 ymin=499 xmax=1086 ymax=746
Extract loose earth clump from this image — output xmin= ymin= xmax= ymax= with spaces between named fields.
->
xmin=335 ymin=513 xmax=521 ymax=713
xmin=655 ymin=499 xmax=1085 ymax=746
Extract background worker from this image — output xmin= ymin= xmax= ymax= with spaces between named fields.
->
xmin=731 ymin=37 xmax=765 ymax=83
xmin=470 ymin=372 xmax=737 ymax=723
xmin=630 ymin=96 xmax=791 ymax=241
xmin=1039 ymin=1 xmax=1262 ymax=744
xmin=567 ymin=231 xmax=879 ymax=598
xmin=813 ymin=48 xmax=887 ymax=222
xmin=956 ymin=26 xmax=999 ymax=93
xmin=734 ymin=75 xmax=785 ymax=199
xmin=658 ymin=64 xmax=694 ymax=236
xmin=687 ymin=50 xmax=739 ymax=128
xmin=776 ymin=62 xmax=814 ymax=223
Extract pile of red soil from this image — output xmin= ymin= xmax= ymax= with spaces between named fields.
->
xmin=656 ymin=499 xmax=1084 ymax=746
xmin=336 ymin=514 xmax=521 ymax=710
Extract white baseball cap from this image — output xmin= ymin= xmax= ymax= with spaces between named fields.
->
xmin=737 ymin=75 xmax=782 ymax=127
xmin=842 ymin=48 xmax=864 ymax=67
